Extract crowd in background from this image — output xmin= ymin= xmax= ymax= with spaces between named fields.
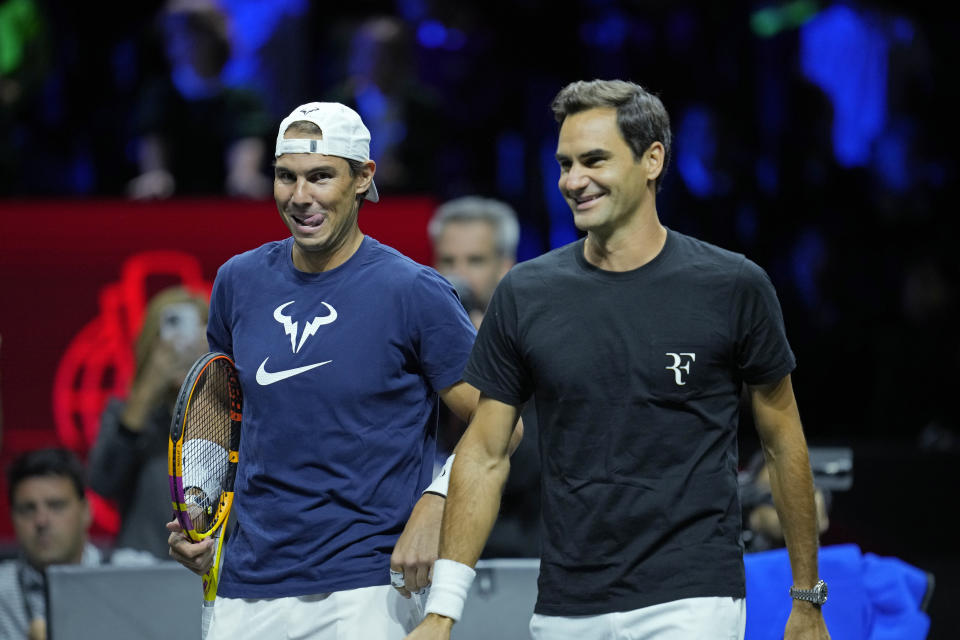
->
xmin=0 ymin=1 xmax=956 ymax=636
xmin=2 ymin=0 xmax=955 ymax=449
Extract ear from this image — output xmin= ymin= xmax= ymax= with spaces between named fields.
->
xmin=355 ymin=160 xmax=376 ymax=197
xmin=643 ymin=141 xmax=665 ymax=183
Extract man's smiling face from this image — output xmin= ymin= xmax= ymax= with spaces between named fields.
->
xmin=555 ymin=106 xmax=653 ymax=235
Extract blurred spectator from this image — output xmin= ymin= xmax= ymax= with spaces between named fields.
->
xmin=0 ymin=448 xmax=153 ymax=640
xmin=326 ymin=15 xmax=444 ymax=194
xmin=739 ymin=450 xmax=831 ymax=553
xmin=88 ymin=286 xmax=208 ymax=559
xmin=428 ymin=196 xmax=540 ymax=558
xmin=428 ymin=195 xmax=519 ymax=328
xmin=127 ymin=0 xmax=272 ymax=199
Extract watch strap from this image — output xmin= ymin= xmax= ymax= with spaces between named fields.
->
xmin=790 ymin=579 xmax=828 ymax=605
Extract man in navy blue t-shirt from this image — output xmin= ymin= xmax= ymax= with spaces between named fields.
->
xmin=410 ymin=81 xmax=831 ymax=640
xmin=166 ymin=102 xmax=513 ymax=639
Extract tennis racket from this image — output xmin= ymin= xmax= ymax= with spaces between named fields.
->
xmin=168 ymin=352 xmax=242 ymax=639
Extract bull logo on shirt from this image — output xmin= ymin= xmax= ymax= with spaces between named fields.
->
xmin=274 ymin=301 xmax=337 ymax=353
xmin=256 ymin=301 xmax=338 ymax=386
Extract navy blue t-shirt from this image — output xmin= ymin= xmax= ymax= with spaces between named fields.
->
xmin=209 ymin=236 xmax=476 ymax=598
xmin=464 ymin=229 xmax=796 ymax=616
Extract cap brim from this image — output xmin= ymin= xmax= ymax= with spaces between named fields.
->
xmin=365 ymin=180 xmax=379 ymax=203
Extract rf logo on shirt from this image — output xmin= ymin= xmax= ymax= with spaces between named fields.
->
xmin=256 ymin=301 xmax=337 ymax=385
xmin=665 ymin=352 xmax=696 ymax=385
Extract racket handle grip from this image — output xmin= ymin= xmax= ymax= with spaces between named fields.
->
xmin=201 ymin=601 xmax=214 ymax=640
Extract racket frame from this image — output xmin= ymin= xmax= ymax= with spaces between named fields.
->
xmin=167 ymin=352 xmax=242 ymax=603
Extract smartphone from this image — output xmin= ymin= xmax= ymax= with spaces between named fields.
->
xmin=159 ymin=303 xmax=203 ymax=354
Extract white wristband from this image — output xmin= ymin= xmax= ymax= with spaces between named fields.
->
xmin=425 ymin=559 xmax=476 ymax=622
xmin=423 ymin=454 xmax=455 ymax=497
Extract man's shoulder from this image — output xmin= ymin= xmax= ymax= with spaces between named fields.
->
xmin=507 ymin=239 xmax=581 ymax=281
xmin=364 ymin=237 xmax=425 ymax=269
xmin=0 ymin=560 xmax=24 ymax=620
xmin=666 ymin=230 xmax=776 ymax=296
xmin=363 ymin=237 xmax=447 ymax=284
xmin=217 ymin=239 xmax=288 ymax=279
xmin=226 ymin=239 xmax=288 ymax=268
xmin=0 ymin=561 xmax=25 ymax=633
xmin=668 ymin=229 xmax=747 ymax=271
xmin=0 ymin=559 xmax=17 ymax=581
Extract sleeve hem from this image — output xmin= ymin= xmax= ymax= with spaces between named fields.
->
xmin=743 ymin=360 xmax=796 ymax=386
xmin=461 ymin=372 xmax=528 ymax=407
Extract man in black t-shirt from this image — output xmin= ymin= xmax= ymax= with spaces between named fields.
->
xmin=408 ymin=80 xmax=830 ymax=640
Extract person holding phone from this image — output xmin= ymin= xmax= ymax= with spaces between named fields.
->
xmin=88 ymin=286 xmax=209 ymax=558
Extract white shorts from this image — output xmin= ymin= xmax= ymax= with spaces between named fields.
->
xmin=530 ymin=596 xmax=746 ymax=640
xmin=207 ymin=585 xmax=425 ymax=640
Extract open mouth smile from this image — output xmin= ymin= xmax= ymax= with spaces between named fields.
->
xmin=573 ymin=193 xmax=605 ymax=209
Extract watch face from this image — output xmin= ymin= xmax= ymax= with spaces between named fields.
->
xmin=816 ymin=580 xmax=828 ymax=603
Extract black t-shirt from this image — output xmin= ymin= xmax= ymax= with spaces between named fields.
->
xmin=463 ymin=229 xmax=796 ymax=616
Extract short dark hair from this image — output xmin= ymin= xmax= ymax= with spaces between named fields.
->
xmin=551 ymin=79 xmax=672 ymax=191
xmin=7 ymin=448 xmax=87 ymax=504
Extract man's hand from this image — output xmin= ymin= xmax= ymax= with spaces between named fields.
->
xmin=166 ymin=518 xmax=215 ymax=575
xmin=122 ymin=337 xmax=199 ymax=431
xmin=403 ymin=613 xmax=454 ymax=640
xmin=784 ymin=601 xmax=831 ymax=639
xmin=27 ymin=617 xmax=46 ymax=640
xmin=390 ymin=493 xmax=445 ymax=598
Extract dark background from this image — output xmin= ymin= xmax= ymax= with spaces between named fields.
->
xmin=1 ymin=0 xmax=956 ymax=636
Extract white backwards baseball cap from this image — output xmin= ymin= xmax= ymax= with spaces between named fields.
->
xmin=275 ymin=102 xmax=379 ymax=203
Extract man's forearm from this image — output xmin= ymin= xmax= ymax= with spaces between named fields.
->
xmin=765 ymin=431 xmax=820 ymax=587
xmin=422 ymin=397 xmax=519 ymax=627
xmin=438 ymin=445 xmax=510 ymax=566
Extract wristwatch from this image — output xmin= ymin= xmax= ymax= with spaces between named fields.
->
xmin=790 ymin=579 xmax=828 ymax=605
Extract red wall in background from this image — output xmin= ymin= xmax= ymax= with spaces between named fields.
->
xmin=0 ymin=196 xmax=437 ymax=542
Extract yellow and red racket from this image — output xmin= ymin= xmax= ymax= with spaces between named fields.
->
xmin=168 ymin=352 xmax=242 ymax=639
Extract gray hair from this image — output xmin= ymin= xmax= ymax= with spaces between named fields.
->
xmin=551 ymin=79 xmax=672 ymax=191
xmin=428 ymin=196 xmax=520 ymax=259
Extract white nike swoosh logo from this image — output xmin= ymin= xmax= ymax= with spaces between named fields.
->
xmin=256 ymin=357 xmax=332 ymax=385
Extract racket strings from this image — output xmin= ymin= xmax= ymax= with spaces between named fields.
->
xmin=182 ymin=360 xmax=234 ymax=534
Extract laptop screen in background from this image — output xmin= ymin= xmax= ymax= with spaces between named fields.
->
xmin=45 ymin=562 xmax=200 ymax=640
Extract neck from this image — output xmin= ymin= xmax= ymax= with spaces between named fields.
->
xmin=583 ymin=205 xmax=666 ymax=272
xmin=26 ymin=540 xmax=88 ymax=573
xmin=293 ymin=226 xmax=364 ymax=273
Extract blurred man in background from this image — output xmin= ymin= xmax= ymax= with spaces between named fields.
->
xmin=429 ymin=196 xmax=539 ymax=559
xmin=428 ymin=196 xmax=519 ymax=329
xmin=0 ymin=448 xmax=152 ymax=640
